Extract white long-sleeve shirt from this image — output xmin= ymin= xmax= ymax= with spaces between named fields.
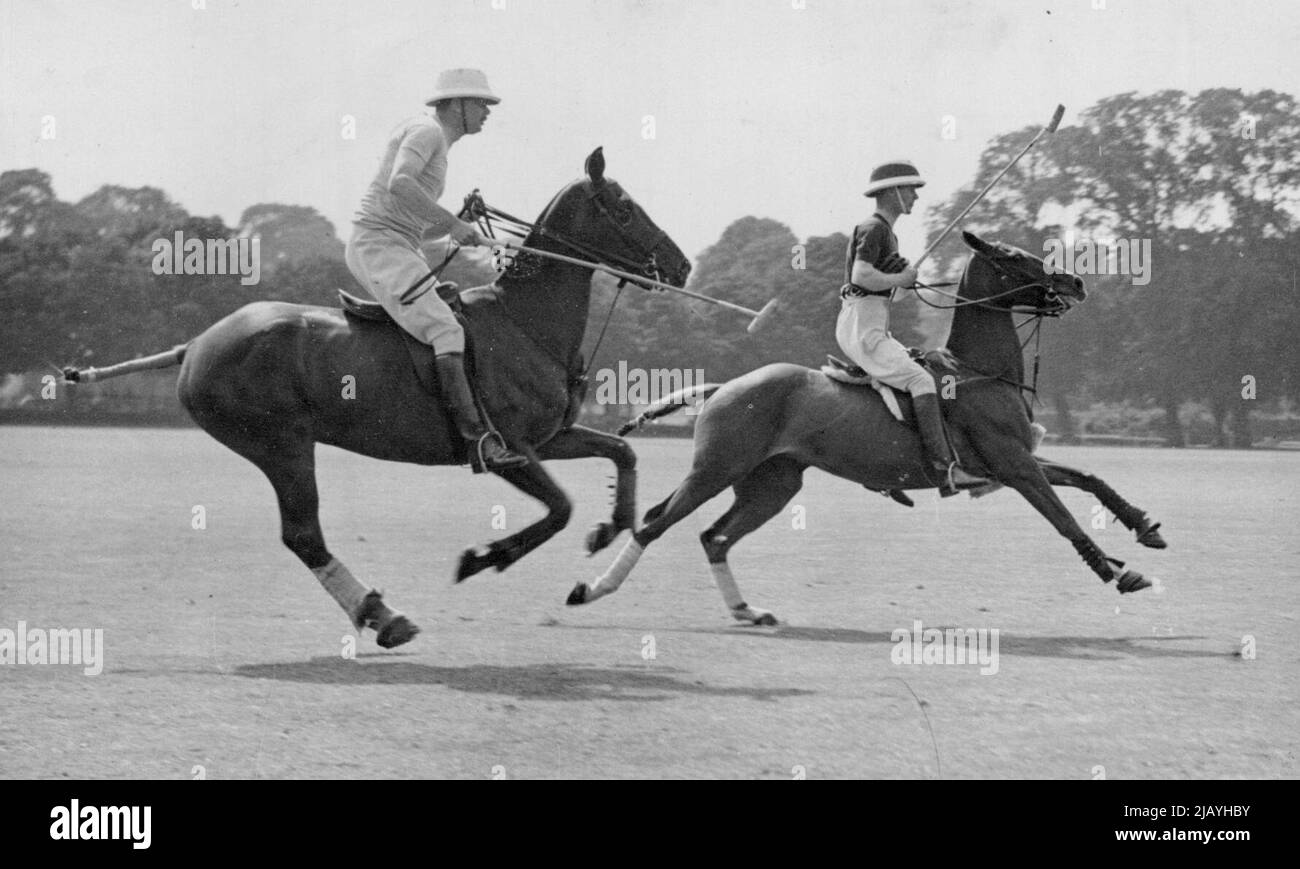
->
xmin=355 ymin=112 xmax=453 ymax=246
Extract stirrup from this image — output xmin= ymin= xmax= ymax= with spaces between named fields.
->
xmin=938 ymin=462 xmax=987 ymax=498
xmin=470 ymin=431 xmax=528 ymax=474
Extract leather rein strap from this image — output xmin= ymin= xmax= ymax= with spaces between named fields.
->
xmin=456 ymin=190 xmax=660 ymax=381
xmin=460 ymin=190 xmax=665 ymax=282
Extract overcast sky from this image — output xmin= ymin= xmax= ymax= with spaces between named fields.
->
xmin=4 ymin=0 xmax=1298 ymax=261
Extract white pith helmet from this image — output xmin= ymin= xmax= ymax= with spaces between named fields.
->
xmin=863 ymin=160 xmax=927 ymax=196
xmin=425 ymin=68 xmax=501 ymax=106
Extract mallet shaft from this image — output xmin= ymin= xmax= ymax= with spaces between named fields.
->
xmin=500 ymin=242 xmax=768 ymax=319
xmin=913 ymin=104 xmax=1066 ymax=271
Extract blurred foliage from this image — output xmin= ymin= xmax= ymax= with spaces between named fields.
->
xmin=0 ymin=170 xmax=356 ymax=371
xmin=923 ymin=87 xmax=1300 ymax=443
xmin=3 ymin=88 xmax=1297 ymax=447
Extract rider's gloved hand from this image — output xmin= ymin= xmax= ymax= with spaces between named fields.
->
xmin=452 ymin=222 xmax=490 ymax=248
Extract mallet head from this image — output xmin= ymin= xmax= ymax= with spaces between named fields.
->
xmin=746 ymin=298 xmax=779 ymax=334
xmin=1047 ymin=104 xmax=1065 ymax=133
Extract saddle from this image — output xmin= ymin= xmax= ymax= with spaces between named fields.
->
xmin=821 ymin=348 xmax=1042 ymax=501
xmin=336 ymin=287 xmax=589 ymax=437
xmin=821 ymin=348 xmax=958 ymax=427
xmin=338 ymin=287 xmax=465 ymax=398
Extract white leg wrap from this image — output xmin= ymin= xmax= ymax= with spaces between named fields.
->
xmin=709 ymin=561 xmax=746 ymax=609
xmin=312 ymin=558 xmax=369 ymax=619
xmin=588 ymin=539 xmax=644 ymax=599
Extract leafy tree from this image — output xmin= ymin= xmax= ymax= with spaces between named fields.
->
xmin=236 ymin=203 xmax=345 ymax=280
xmin=924 ymin=88 xmax=1300 ymax=445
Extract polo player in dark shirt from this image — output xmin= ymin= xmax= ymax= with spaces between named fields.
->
xmin=836 ymin=160 xmax=987 ymax=497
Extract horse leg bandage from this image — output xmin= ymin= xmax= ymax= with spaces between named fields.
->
xmin=709 ymin=561 xmax=746 ymax=610
xmin=312 ymin=558 xmax=370 ymax=621
xmin=589 ymin=539 xmax=644 ymax=600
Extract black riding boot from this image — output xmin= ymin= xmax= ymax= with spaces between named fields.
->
xmin=913 ymin=392 xmax=987 ymax=497
xmin=434 ymin=353 xmax=528 ymax=474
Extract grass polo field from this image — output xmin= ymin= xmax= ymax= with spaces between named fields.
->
xmin=2 ymin=425 xmax=1296 ymax=778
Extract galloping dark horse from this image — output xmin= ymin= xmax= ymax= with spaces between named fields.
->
xmin=568 ymin=230 xmax=1166 ymax=624
xmin=63 ymin=149 xmax=689 ymax=647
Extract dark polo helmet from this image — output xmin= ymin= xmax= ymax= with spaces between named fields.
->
xmin=863 ymin=160 xmax=927 ymax=197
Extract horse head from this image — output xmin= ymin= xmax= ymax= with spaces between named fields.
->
xmin=960 ymin=230 xmax=1085 ymax=315
xmin=525 ymin=147 xmax=691 ymax=288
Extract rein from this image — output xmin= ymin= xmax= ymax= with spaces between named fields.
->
xmin=910 ymin=252 xmax=1069 ymax=410
xmin=943 ymin=321 xmax=1043 ymax=415
xmin=457 ymin=190 xmax=662 ymax=380
xmin=461 ymin=190 xmax=666 ymax=283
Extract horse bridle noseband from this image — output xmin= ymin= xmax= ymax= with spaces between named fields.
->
xmin=456 ymin=187 xmax=671 ymax=380
xmin=460 ymin=187 xmax=667 ymax=285
xmin=914 ymin=249 xmax=1079 ymax=409
xmin=915 ymin=249 xmax=1073 ymax=317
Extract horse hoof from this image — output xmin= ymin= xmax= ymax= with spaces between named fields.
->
xmin=584 ymin=522 xmax=618 ymax=556
xmin=566 ymin=583 xmax=589 ymax=606
xmin=1116 ymin=570 xmax=1151 ymax=594
xmin=455 ymin=546 xmax=489 ymax=584
xmin=377 ymin=615 xmax=420 ymax=649
xmin=731 ymin=605 xmax=778 ymax=626
xmin=1135 ymin=521 xmax=1167 ymax=549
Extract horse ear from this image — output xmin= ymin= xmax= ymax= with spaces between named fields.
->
xmin=962 ymin=230 xmax=997 ymax=256
xmin=585 ymin=147 xmax=606 ymax=186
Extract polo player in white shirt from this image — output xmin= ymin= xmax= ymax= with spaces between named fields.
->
xmin=346 ymin=68 xmax=528 ymax=473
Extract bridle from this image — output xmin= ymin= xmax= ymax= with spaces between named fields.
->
xmin=913 ymin=249 xmax=1074 ymax=317
xmin=911 ymin=249 xmax=1081 ymax=409
xmin=455 ymin=185 xmax=672 ymax=379
xmin=459 ymin=186 xmax=669 ymax=285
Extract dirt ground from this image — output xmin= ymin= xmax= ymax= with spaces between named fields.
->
xmin=2 ymin=426 xmax=1296 ymax=778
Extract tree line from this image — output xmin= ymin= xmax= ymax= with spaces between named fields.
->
xmin=2 ymin=88 xmax=1297 ymax=445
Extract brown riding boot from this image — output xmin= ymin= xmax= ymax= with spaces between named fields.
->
xmin=434 ymin=353 xmax=529 ymax=474
xmin=913 ymin=392 xmax=988 ymax=497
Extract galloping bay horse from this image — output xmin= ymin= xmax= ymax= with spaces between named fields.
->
xmin=568 ymin=230 xmax=1166 ymax=624
xmin=63 ymin=148 xmax=689 ymax=647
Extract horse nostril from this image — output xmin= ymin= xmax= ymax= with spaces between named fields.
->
xmin=1073 ymin=276 xmax=1084 ymax=293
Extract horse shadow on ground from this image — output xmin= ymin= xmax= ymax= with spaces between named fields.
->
xmin=233 ymin=658 xmax=814 ymax=703
xmin=683 ymin=626 xmax=1233 ymax=661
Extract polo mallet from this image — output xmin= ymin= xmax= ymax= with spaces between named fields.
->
xmin=497 ymin=241 xmax=779 ymax=333
xmin=912 ymin=104 xmax=1065 ymax=271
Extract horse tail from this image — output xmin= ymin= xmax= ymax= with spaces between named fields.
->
xmin=62 ymin=344 xmax=189 ymax=384
xmin=617 ymin=383 xmax=722 ymax=436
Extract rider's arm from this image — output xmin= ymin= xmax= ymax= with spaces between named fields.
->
xmin=851 ymin=260 xmax=905 ymax=292
xmin=851 ymin=222 xmax=916 ymax=291
xmin=387 ymin=127 xmax=477 ymax=241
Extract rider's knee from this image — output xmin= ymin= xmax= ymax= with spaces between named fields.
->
xmin=430 ymin=325 xmax=466 ymax=356
xmin=905 ymin=372 xmax=937 ymax=397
